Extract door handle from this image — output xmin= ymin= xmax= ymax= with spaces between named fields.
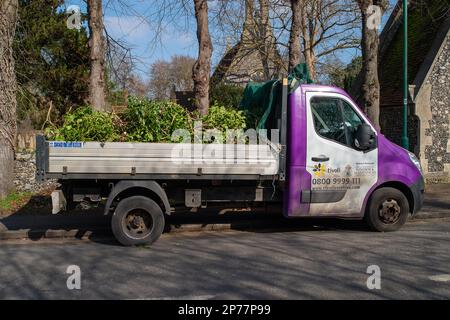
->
xmin=312 ymin=155 xmax=329 ymax=162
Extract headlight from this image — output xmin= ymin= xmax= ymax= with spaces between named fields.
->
xmin=408 ymin=151 xmax=423 ymax=174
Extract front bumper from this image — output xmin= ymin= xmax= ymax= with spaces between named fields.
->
xmin=410 ymin=176 xmax=425 ymax=214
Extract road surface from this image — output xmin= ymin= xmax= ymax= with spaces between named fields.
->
xmin=0 ymin=218 xmax=449 ymax=299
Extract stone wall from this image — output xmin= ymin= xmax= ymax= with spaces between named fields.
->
xmin=16 ymin=131 xmax=39 ymax=151
xmin=422 ymin=33 xmax=450 ymax=183
xmin=14 ymin=152 xmax=57 ymax=193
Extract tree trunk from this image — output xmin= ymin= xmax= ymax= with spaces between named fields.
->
xmin=258 ymin=0 xmax=271 ymax=79
xmin=288 ymin=0 xmax=302 ymax=72
xmin=300 ymin=3 xmax=316 ymax=80
xmin=193 ymin=0 xmax=213 ymax=116
xmin=358 ymin=0 xmax=385 ymax=130
xmin=87 ymin=0 xmax=107 ymax=111
xmin=0 ymin=0 xmax=18 ymax=199
xmin=304 ymin=47 xmax=316 ymax=80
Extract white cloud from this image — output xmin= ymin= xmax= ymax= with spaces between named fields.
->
xmin=104 ymin=15 xmax=152 ymax=42
xmin=105 ymin=15 xmax=195 ymax=48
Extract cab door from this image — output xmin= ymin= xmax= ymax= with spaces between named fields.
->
xmin=303 ymin=91 xmax=378 ymax=216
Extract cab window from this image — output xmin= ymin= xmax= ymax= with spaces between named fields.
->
xmin=342 ymin=101 xmax=363 ymax=133
xmin=311 ymin=96 xmax=365 ymax=148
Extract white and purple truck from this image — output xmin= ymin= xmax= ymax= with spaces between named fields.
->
xmin=36 ymin=81 xmax=424 ymax=246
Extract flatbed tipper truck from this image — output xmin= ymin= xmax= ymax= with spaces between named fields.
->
xmin=36 ymin=82 xmax=424 ymax=246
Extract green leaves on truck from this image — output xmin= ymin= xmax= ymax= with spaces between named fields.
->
xmin=45 ymin=99 xmax=246 ymax=143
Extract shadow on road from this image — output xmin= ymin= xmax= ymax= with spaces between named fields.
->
xmin=0 ymin=195 xmax=373 ymax=246
xmin=0 ymin=194 xmax=110 ymax=241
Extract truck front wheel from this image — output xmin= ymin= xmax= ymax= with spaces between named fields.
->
xmin=111 ymin=196 xmax=165 ymax=246
xmin=365 ymin=187 xmax=410 ymax=232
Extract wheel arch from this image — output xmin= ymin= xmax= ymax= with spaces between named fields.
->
xmin=369 ymin=181 xmax=415 ymax=214
xmin=104 ymin=180 xmax=171 ymax=215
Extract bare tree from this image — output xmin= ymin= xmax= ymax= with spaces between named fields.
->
xmin=211 ymin=0 xmax=284 ymax=84
xmin=192 ymin=0 xmax=213 ymax=115
xmin=148 ymin=56 xmax=196 ymax=100
xmin=148 ymin=60 xmax=172 ymax=100
xmin=357 ymin=0 xmax=387 ymax=130
xmin=248 ymin=0 xmax=284 ymax=78
xmin=273 ymin=0 xmax=360 ymax=80
xmin=0 ymin=0 xmax=18 ymax=199
xmin=88 ymin=0 xmax=107 ymax=111
xmin=301 ymin=0 xmax=360 ymax=80
xmin=288 ymin=0 xmax=302 ymax=71
xmin=171 ymin=55 xmax=197 ymax=92
xmin=212 ymin=0 xmax=359 ymax=81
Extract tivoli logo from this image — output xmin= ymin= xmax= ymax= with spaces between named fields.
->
xmin=313 ymin=163 xmax=326 ymax=177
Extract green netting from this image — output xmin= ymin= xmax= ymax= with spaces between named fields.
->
xmin=239 ymin=63 xmax=313 ymax=129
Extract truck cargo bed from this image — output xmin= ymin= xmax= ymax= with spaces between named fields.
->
xmin=36 ymin=138 xmax=280 ymax=180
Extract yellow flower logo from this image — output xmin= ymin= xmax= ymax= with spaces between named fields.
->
xmin=313 ymin=163 xmax=326 ymax=177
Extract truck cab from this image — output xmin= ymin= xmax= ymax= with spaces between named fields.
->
xmin=285 ymin=84 xmax=424 ymax=231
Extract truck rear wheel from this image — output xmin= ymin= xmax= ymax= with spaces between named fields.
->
xmin=111 ymin=196 xmax=165 ymax=246
xmin=365 ymin=187 xmax=409 ymax=232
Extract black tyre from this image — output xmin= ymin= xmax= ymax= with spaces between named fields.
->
xmin=365 ymin=187 xmax=409 ymax=232
xmin=111 ymin=196 xmax=165 ymax=246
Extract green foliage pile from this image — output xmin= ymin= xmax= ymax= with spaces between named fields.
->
xmin=124 ymin=98 xmax=191 ymax=142
xmin=199 ymin=104 xmax=246 ymax=143
xmin=45 ymin=107 xmax=119 ymax=142
xmin=200 ymin=103 xmax=246 ymax=133
xmin=45 ymin=98 xmax=247 ymax=143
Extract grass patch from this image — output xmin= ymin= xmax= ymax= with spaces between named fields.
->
xmin=0 ymin=192 xmax=33 ymax=212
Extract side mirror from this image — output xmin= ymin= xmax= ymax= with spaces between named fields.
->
xmin=354 ymin=124 xmax=376 ymax=150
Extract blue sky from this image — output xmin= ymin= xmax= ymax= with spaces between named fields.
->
xmin=66 ymin=0 xmax=199 ymax=78
xmin=63 ymin=0 xmax=396 ymax=81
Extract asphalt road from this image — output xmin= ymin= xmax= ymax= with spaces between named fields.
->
xmin=0 ymin=218 xmax=449 ymax=299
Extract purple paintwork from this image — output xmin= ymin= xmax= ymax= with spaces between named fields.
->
xmin=284 ymin=88 xmax=310 ymax=216
xmin=284 ymin=84 xmax=422 ymax=218
xmin=359 ymin=134 xmax=422 ymax=216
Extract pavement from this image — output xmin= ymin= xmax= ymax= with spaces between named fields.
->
xmin=417 ymin=183 xmax=450 ymax=219
xmin=0 ymin=217 xmax=449 ymax=299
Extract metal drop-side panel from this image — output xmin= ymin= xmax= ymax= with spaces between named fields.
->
xmin=46 ymin=142 xmax=280 ymax=176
